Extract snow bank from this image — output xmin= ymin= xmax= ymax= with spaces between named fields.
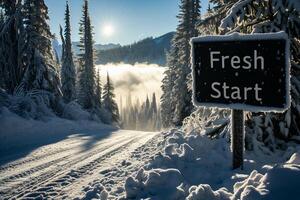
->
xmin=187 ymin=158 xmax=300 ymax=200
xmin=124 ymin=129 xmax=233 ymax=199
xmin=125 ymin=168 xmax=185 ymax=199
xmin=0 ymin=107 xmax=114 ymax=155
xmin=148 ymin=130 xmax=232 ymax=187
xmin=186 ymin=185 xmax=231 ymax=200
xmin=124 ymin=127 xmax=300 ymax=200
xmin=232 ymin=152 xmax=300 ymax=200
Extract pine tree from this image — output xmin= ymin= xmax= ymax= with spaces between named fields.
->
xmin=77 ymin=0 xmax=96 ymax=110
xmin=21 ymin=0 xmax=62 ymax=98
xmin=161 ymin=0 xmax=201 ymax=127
xmin=0 ymin=8 xmax=5 ymax=89
xmin=192 ymin=0 xmax=201 ymax=36
xmin=150 ymin=93 xmax=158 ymax=116
xmin=0 ymin=8 xmax=4 ymax=33
xmin=161 ymin=45 xmax=179 ymax=128
xmin=52 ymin=34 xmax=60 ymax=66
xmin=145 ymin=95 xmax=150 ymax=119
xmin=220 ymin=0 xmax=300 ymax=151
xmin=95 ymin=69 xmax=102 ymax=109
xmin=102 ymin=73 xmax=119 ymax=124
xmin=60 ymin=1 xmax=76 ymax=103
xmin=198 ymin=0 xmax=237 ymax=35
xmin=0 ymin=1 xmax=26 ymax=93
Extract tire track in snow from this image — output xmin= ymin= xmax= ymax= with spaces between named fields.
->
xmin=0 ymin=138 xmax=85 ymax=171
xmin=0 ymin=132 xmax=131 ymax=183
xmin=0 ymin=130 xmax=157 ymax=200
xmin=1 ymin=135 xmax=135 ymax=199
xmin=60 ymin=133 xmax=157 ymax=198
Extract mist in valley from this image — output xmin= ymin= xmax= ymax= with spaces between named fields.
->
xmin=97 ymin=63 xmax=165 ymax=131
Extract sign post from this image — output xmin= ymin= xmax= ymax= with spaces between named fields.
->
xmin=191 ymin=32 xmax=290 ymax=170
xmin=232 ymin=110 xmax=244 ymax=169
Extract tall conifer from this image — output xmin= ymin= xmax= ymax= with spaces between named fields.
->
xmin=77 ymin=0 xmax=97 ymax=110
xmin=22 ymin=0 xmax=61 ymax=98
xmin=61 ymin=1 xmax=76 ymax=103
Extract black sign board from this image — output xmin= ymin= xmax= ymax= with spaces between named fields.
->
xmin=191 ymin=32 xmax=290 ymax=112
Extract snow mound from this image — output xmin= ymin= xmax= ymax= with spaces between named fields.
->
xmin=81 ymin=183 xmax=108 ymax=200
xmin=187 ymin=185 xmax=231 ymax=200
xmin=286 ymin=151 xmax=300 ymax=165
xmin=124 ymin=126 xmax=300 ymax=200
xmin=148 ymin=130 xmax=232 ymax=186
xmin=61 ymin=101 xmax=92 ymax=121
xmin=232 ymin=155 xmax=300 ymax=200
xmin=124 ymin=130 xmax=233 ymax=199
xmin=125 ymin=168 xmax=185 ymax=199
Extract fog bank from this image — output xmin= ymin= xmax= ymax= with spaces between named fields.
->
xmin=97 ymin=63 xmax=165 ymax=108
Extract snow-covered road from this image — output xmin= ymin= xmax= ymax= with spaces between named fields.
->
xmin=0 ymin=130 xmax=160 ymax=199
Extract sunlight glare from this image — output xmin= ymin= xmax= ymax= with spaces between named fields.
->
xmin=102 ymin=24 xmax=115 ymax=37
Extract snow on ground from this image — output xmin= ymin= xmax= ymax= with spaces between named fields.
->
xmin=0 ymin=109 xmax=162 ymax=199
xmin=124 ymin=128 xmax=300 ymax=200
xmin=0 ymin=108 xmax=113 ymax=158
xmin=2 ymin=108 xmax=300 ymax=200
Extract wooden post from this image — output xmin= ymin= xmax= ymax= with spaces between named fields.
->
xmin=232 ymin=109 xmax=244 ymax=170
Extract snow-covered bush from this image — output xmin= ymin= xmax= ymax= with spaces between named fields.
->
xmin=61 ymin=101 xmax=92 ymax=121
xmin=0 ymin=87 xmax=103 ymax=122
xmin=6 ymin=88 xmax=55 ymax=119
xmin=0 ymin=88 xmax=9 ymax=108
xmin=182 ymin=107 xmax=230 ymax=138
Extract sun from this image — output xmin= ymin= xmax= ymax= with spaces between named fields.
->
xmin=102 ymin=24 xmax=115 ymax=37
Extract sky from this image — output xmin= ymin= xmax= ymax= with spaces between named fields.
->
xmin=46 ymin=0 xmax=209 ymax=45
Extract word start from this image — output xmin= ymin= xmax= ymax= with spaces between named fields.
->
xmin=209 ymin=50 xmax=264 ymax=101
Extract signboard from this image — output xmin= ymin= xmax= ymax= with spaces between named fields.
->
xmin=191 ymin=32 xmax=290 ymax=112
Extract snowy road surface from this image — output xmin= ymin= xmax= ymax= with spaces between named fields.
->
xmin=0 ymin=130 xmax=160 ymax=199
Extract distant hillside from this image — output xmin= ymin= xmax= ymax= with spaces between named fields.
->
xmin=96 ymin=32 xmax=175 ymax=66
xmin=52 ymin=40 xmax=121 ymax=60
xmin=73 ymin=42 xmax=121 ymax=56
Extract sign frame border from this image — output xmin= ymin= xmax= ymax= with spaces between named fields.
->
xmin=190 ymin=31 xmax=291 ymax=113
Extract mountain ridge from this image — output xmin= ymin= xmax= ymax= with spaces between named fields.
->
xmin=96 ymin=32 xmax=175 ymax=66
xmin=52 ymin=32 xmax=175 ymax=66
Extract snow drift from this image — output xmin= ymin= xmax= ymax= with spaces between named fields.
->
xmin=0 ymin=107 xmax=114 ymax=157
xmin=124 ymin=127 xmax=300 ymax=200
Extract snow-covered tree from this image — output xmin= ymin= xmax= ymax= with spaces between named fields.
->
xmin=150 ymin=93 xmax=158 ymax=116
xmin=21 ymin=0 xmax=62 ymax=98
xmin=120 ymin=93 xmax=162 ymax=131
xmin=161 ymin=0 xmax=201 ymax=127
xmin=52 ymin=34 xmax=61 ymax=66
xmin=102 ymin=73 xmax=119 ymax=124
xmin=161 ymin=45 xmax=179 ymax=128
xmin=145 ymin=95 xmax=150 ymax=119
xmin=219 ymin=0 xmax=300 ymax=151
xmin=77 ymin=0 xmax=96 ymax=110
xmin=95 ymin=69 xmax=102 ymax=109
xmin=0 ymin=9 xmax=4 ymax=27
xmin=198 ymin=0 xmax=238 ymax=35
xmin=60 ymin=1 xmax=76 ymax=103
xmin=0 ymin=7 xmax=5 ymax=89
xmin=0 ymin=1 xmax=26 ymax=94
